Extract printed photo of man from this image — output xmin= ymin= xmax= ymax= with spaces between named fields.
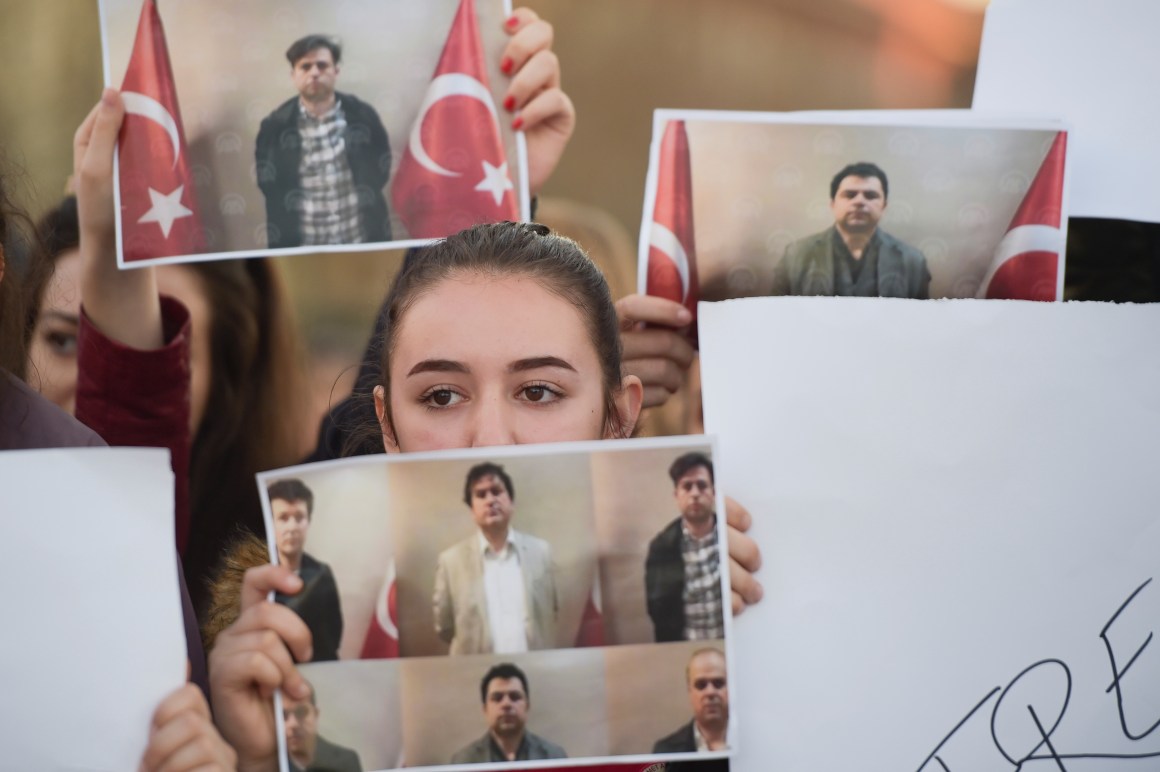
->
xmin=645 ymin=453 xmax=724 ymax=643
xmin=653 ymin=648 xmax=730 ymax=755
xmin=255 ymin=34 xmax=392 ymax=248
xmin=284 ymin=677 xmax=363 ymax=772
xmin=433 ymin=463 xmax=559 ymax=655
xmin=270 ymin=478 xmax=344 ymax=661
xmin=772 ymin=161 xmax=931 ymax=298
xmin=451 ymin=663 xmax=568 ymax=764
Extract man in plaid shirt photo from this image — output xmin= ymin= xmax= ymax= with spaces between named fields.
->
xmin=645 ymin=452 xmax=725 ymax=643
xmin=256 ymin=34 xmax=393 ymax=249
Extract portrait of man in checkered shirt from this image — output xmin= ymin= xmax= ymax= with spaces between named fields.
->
xmin=256 ymin=34 xmax=394 ymax=249
xmin=644 ymin=452 xmax=725 ymax=643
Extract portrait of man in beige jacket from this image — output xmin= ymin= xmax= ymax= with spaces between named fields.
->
xmin=433 ymin=462 xmax=559 ymax=655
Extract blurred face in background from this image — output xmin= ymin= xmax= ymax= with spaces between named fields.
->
xmin=27 ymin=259 xmax=212 ymax=432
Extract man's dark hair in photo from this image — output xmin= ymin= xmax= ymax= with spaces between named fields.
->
xmin=830 ymin=161 xmax=889 ymax=200
xmin=463 ymin=462 xmax=516 ymax=506
xmin=479 ymin=662 xmax=530 ymax=703
xmin=267 ymin=478 xmax=314 ymax=517
xmin=285 ymin=35 xmax=342 ymax=67
xmin=669 ymin=452 xmax=714 ymax=486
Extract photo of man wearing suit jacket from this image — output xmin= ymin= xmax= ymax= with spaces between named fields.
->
xmin=653 ymin=648 xmax=730 ymax=757
xmin=771 ymin=161 xmax=931 ymax=298
xmin=433 ymin=462 xmax=559 ymax=655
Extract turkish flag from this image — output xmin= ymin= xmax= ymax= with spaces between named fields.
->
xmin=978 ymin=131 xmax=1067 ymax=301
xmin=360 ymin=558 xmax=399 ymax=659
xmin=646 ymin=119 xmax=700 ymax=342
xmin=573 ymin=578 xmax=604 ymax=648
xmin=390 ymin=0 xmax=518 ymax=239
xmin=117 ymin=0 xmax=205 ymax=263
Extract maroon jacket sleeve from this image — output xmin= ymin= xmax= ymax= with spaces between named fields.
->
xmin=74 ymin=296 xmax=208 ymax=697
xmin=75 ymin=295 xmax=192 ymax=554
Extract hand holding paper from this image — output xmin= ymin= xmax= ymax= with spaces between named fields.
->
xmin=209 ymin=564 xmax=312 ymax=772
xmin=501 ymin=7 xmax=575 ymax=195
xmin=74 ymin=88 xmax=163 ymax=348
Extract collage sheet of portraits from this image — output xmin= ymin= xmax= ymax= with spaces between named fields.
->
xmin=257 ymin=436 xmax=734 ymax=772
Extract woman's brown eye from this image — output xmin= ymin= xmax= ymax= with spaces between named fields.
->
xmin=432 ymin=390 xmax=453 ymax=406
xmin=525 ymin=386 xmax=545 ymax=401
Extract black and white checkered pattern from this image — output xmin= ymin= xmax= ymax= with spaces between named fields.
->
xmin=681 ymin=522 xmax=725 ymax=639
xmin=296 ymin=100 xmax=365 ymax=245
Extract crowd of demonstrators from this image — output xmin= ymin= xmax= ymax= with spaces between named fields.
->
xmin=0 ymin=8 xmax=760 ymax=771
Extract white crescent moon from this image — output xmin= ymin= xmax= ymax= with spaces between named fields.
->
xmin=408 ymin=73 xmax=499 ymax=178
xmin=122 ymin=91 xmax=182 ymax=170
xmin=650 ymin=221 xmax=691 ymax=302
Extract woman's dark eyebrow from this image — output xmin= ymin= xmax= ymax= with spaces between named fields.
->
xmin=508 ymin=356 xmax=576 ymax=374
xmin=406 ymin=359 xmax=470 ymax=377
xmin=42 ymin=310 xmax=79 ymax=325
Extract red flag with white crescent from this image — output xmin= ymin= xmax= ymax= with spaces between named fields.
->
xmin=978 ymin=131 xmax=1067 ymax=301
xmin=647 ymin=119 xmax=699 ymax=340
xmin=360 ymin=558 xmax=399 ymax=659
xmin=117 ymin=0 xmax=205 ymax=263
xmin=573 ymin=576 xmax=604 ymax=648
xmin=390 ymin=0 xmax=518 ymax=238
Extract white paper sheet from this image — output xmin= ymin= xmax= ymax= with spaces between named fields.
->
xmin=974 ymin=0 xmax=1160 ymax=223
xmin=699 ymin=297 xmax=1160 ymax=771
xmin=0 ymin=447 xmax=186 ymax=771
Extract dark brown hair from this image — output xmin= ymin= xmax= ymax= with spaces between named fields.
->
xmin=286 ymin=34 xmax=342 ymax=67
xmin=669 ymin=451 xmax=714 ymax=486
xmin=830 ymin=161 xmax=889 ymax=200
xmin=463 ymin=461 xmax=514 ymax=506
xmin=19 ymin=197 xmax=79 ymax=374
xmin=376 ymin=221 xmax=630 ymax=444
xmin=0 ymin=170 xmax=43 ymax=381
xmin=183 ymin=258 xmax=309 ymax=611
xmin=267 ymin=477 xmax=315 ymax=517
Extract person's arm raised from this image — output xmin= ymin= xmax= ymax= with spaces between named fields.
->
xmin=74 ymin=88 xmax=162 ymax=350
xmin=500 ymin=7 xmax=575 ymax=195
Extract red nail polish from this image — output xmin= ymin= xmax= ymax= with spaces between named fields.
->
xmin=500 ymin=56 xmax=513 ymax=74
xmin=512 ymin=116 xmax=524 ymax=131
xmin=503 ymin=95 xmax=516 ymax=111
xmin=505 ymin=15 xmax=519 ymax=29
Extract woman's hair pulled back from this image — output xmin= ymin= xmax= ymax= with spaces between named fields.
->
xmin=378 ymin=221 xmax=628 ymax=440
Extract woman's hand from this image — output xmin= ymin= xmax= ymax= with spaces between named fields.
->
xmin=616 ymin=294 xmax=696 ymax=409
xmin=208 ymin=565 xmax=312 ymax=772
xmin=501 ymin=8 xmax=575 ymax=195
xmin=73 ymin=88 xmax=162 ymax=349
xmin=725 ymin=496 xmax=763 ymax=615
xmin=140 ymin=683 xmax=237 ymax=772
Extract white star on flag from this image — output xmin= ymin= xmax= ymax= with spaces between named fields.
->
xmin=138 ymin=184 xmax=193 ymax=238
xmin=474 ymin=160 xmax=513 ymax=205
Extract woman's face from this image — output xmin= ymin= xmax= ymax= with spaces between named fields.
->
xmin=27 ymin=250 xmax=82 ymax=413
xmin=376 ymin=272 xmax=642 ymax=453
xmin=27 ymin=257 xmax=212 ymax=434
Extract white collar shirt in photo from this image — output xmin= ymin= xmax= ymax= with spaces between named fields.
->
xmin=479 ymin=531 xmax=529 ymax=654
xmin=693 ymin=718 xmax=732 ymax=752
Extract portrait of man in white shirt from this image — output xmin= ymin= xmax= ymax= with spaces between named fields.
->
xmin=432 ymin=462 xmax=559 ymax=655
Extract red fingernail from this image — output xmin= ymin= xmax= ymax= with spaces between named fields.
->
xmin=503 ymin=95 xmax=516 ymax=111
xmin=500 ymin=56 xmax=513 ymax=74
xmin=505 ymin=15 xmax=519 ymax=29
xmin=512 ymin=116 xmax=524 ymax=131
